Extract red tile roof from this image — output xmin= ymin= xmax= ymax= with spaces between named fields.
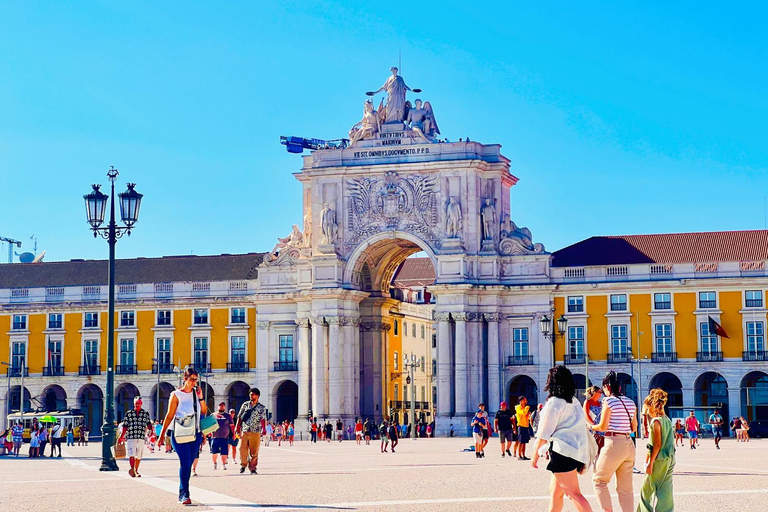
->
xmin=552 ymin=230 xmax=768 ymax=267
xmin=392 ymin=257 xmax=436 ymax=287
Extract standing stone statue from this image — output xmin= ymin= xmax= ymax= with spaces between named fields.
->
xmin=445 ymin=197 xmax=462 ymax=238
xmin=302 ymin=206 xmax=312 ymax=248
xmin=481 ymin=198 xmax=496 ymax=240
xmin=368 ymin=67 xmax=412 ymax=124
xmin=321 ymin=203 xmax=338 ymax=244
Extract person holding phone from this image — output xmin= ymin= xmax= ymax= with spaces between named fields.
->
xmin=158 ymin=366 xmax=209 ymax=506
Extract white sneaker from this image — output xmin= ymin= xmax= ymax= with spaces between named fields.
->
xmin=223 ymin=465 xmax=227 ymax=470
xmin=213 ymin=463 xmax=217 ymax=470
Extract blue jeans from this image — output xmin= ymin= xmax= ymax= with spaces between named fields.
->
xmin=171 ymin=434 xmax=199 ymax=499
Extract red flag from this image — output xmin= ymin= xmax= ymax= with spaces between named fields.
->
xmin=708 ymin=316 xmax=729 ymax=339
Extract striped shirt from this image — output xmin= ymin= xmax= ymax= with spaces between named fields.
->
xmin=604 ymin=396 xmax=636 ymax=433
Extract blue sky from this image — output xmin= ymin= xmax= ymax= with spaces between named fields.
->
xmin=1 ymin=2 xmax=767 ymax=263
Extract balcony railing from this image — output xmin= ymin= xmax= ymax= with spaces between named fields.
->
xmin=696 ymin=351 xmax=723 ymax=362
xmin=651 ymin=352 xmax=678 ymax=363
xmin=79 ymin=365 xmax=101 ymax=376
xmin=152 ymin=363 xmax=174 ymax=374
xmin=227 ymin=362 xmax=250 ymax=372
xmin=191 ymin=363 xmax=211 ymax=373
xmin=7 ymin=366 xmax=29 ymax=377
xmin=654 ymin=302 xmax=671 ymax=310
xmin=746 ymin=299 xmax=764 ymax=308
xmin=699 ymin=300 xmax=717 ymax=309
xmin=116 ymin=365 xmax=138 ymax=375
xmin=274 ymin=361 xmax=298 ymax=371
xmin=567 ymin=305 xmax=584 ymax=313
xmin=507 ymin=355 xmax=534 ymax=366
xmin=564 ymin=354 xmax=586 ymax=364
xmin=43 ymin=365 xmax=65 ymax=376
xmin=608 ymin=353 xmax=632 ymax=364
xmin=743 ymin=351 xmax=768 ymax=362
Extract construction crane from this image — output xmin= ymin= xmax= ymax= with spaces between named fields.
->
xmin=280 ymin=136 xmax=349 ymax=154
xmin=0 ymin=236 xmax=22 ymax=263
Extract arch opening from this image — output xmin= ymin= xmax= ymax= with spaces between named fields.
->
xmin=648 ymin=372 xmax=683 ymax=417
xmin=227 ymin=381 xmax=250 ymax=414
xmin=695 ymin=372 xmax=730 ymax=433
xmin=150 ymin=382 xmax=175 ymax=421
xmin=78 ymin=384 xmax=103 ymax=436
xmin=42 ymin=384 xmax=68 ymax=412
xmin=741 ymin=371 xmax=768 ymax=422
xmin=508 ymin=375 xmax=538 ymax=410
xmin=275 ymin=380 xmax=299 ymax=423
xmin=115 ymin=383 xmax=140 ymax=422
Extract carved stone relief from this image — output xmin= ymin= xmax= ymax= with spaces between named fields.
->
xmin=498 ymin=214 xmax=546 ymax=256
xmin=346 ymin=171 xmax=439 ymax=248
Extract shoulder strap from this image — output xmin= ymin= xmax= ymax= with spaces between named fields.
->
xmin=618 ymin=397 xmax=633 ymax=425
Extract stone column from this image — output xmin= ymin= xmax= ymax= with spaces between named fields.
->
xmin=295 ymin=318 xmax=311 ymax=421
xmin=326 ymin=316 xmax=343 ymax=418
xmin=728 ymin=387 xmax=741 ymax=426
xmin=340 ymin=317 xmax=360 ymax=419
xmin=311 ymin=319 xmax=326 ymax=418
xmin=466 ymin=312 xmax=483 ymax=407
xmin=435 ymin=313 xmax=453 ymax=421
xmin=486 ymin=313 xmax=502 ymax=414
xmin=256 ymin=320 xmax=270 ymax=413
xmin=453 ymin=312 xmax=469 ymax=417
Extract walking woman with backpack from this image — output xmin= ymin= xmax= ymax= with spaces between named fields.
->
xmin=588 ymin=371 xmax=638 ymax=512
xmin=158 ymin=366 xmax=209 ymax=505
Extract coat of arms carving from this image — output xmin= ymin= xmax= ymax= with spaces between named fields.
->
xmin=346 ymin=171 xmax=439 ymax=248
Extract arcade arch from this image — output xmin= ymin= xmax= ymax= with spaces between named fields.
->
xmin=508 ymin=375 xmax=538 ymax=409
xmin=42 ymin=384 xmax=67 ymax=412
xmin=150 ymin=382 xmax=175 ymax=421
xmin=115 ymin=383 xmax=140 ymax=421
xmin=227 ymin=381 xmax=250 ymax=413
xmin=274 ymin=380 xmax=298 ymax=423
xmin=648 ymin=372 xmax=683 ymax=416
xmin=740 ymin=371 xmax=768 ymax=422
xmin=78 ymin=384 xmax=103 ymax=435
xmin=695 ymin=372 xmax=729 ymax=428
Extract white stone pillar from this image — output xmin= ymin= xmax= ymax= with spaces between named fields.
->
xmin=311 ymin=319 xmax=326 ymax=418
xmin=340 ymin=317 xmax=359 ymax=420
xmin=728 ymin=387 xmax=741 ymax=427
xmin=453 ymin=312 xmax=469 ymax=417
xmin=256 ymin=320 xmax=270 ymax=411
xmin=296 ymin=318 xmax=311 ymax=421
xmin=327 ymin=316 xmax=343 ymax=418
xmin=436 ymin=313 xmax=453 ymax=419
xmin=467 ymin=313 xmax=483 ymax=407
xmin=486 ymin=313 xmax=502 ymax=413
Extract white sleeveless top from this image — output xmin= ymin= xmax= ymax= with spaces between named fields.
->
xmin=172 ymin=389 xmax=198 ymax=426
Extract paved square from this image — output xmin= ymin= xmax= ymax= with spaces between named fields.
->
xmin=1 ymin=437 xmax=766 ymax=511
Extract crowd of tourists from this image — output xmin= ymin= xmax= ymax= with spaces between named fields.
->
xmin=1 ymin=416 xmax=87 ymax=457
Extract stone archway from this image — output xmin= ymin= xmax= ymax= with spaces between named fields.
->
xmin=617 ymin=372 xmax=638 ymax=406
xmin=227 ymin=381 xmax=250 ymax=413
xmin=274 ymin=380 xmax=299 ymax=423
xmin=42 ymin=384 xmax=67 ymax=412
xmin=508 ymin=375 xmax=538 ymax=409
xmin=8 ymin=385 xmax=31 ymax=413
xmin=572 ymin=373 xmax=591 ymax=402
xmin=115 ymin=383 xmax=140 ymax=422
xmin=695 ymin=372 xmax=729 ymax=433
xmin=648 ymin=372 xmax=683 ymax=417
xmin=150 ymin=382 xmax=175 ymax=421
xmin=78 ymin=384 xmax=103 ymax=436
xmin=740 ymin=371 xmax=768 ymax=422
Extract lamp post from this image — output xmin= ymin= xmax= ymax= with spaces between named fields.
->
xmin=539 ymin=314 xmax=568 ymax=368
xmin=404 ymin=353 xmax=421 ymax=439
xmin=1 ymin=362 xmax=10 ymax=431
xmin=151 ymin=357 xmax=161 ymax=422
xmin=83 ymin=166 xmax=143 ymax=472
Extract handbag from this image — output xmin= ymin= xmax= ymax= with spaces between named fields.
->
xmin=200 ymin=414 xmax=218 ymax=436
xmin=114 ymin=443 xmax=126 ymax=459
xmin=173 ymin=392 xmax=199 ymax=444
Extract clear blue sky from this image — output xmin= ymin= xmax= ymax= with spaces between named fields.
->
xmin=1 ymin=2 xmax=767 ymax=263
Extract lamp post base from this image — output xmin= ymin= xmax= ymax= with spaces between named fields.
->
xmin=99 ymin=423 xmax=119 ymax=472
xmin=99 ymin=458 xmax=120 ymax=472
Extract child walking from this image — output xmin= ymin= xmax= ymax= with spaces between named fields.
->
xmin=637 ymin=388 xmax=675 ymax=512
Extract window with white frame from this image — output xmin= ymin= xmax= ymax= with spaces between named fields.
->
xmin=699 ymin=291 xmax=716 ymax=309
xmin=11 ymin=341 xmax=25 ymax=369
xmin=394 ymin=320 xmax=398 ymax=335
xmin=421 ymin=386 xmax=426 ymax=402
xmin=610 ymin=294 xmax=627 ymax=311
xmin=412 ymin=323 xmax=416 ymax=338
xmin=48 ymin=313 xmax=63 ymax=329
xmin=746 ymin=290 xmax=763 ymax=308
xmin=120 ymin=339 xmax=135 ymax=366
xmin=403 ymin=322 xmax=408 ymax=337
xmin=84 ymin=312 xmax=99 ymax=328
xmin=231 ymin=336 xmax=246 ymax=364
xmin=156 ymin=338 xmax=171 ymax=367
xmin=394 ymin=351 xmax=399 ymax=370
xmin=611 ymin=325 xmax=628 ymax=354
xmin=513 ymin=328 xmax=529 ymax=356
xmin=432 ymin=358 xmax=437 ymax=375
xmin=120 ymin=311 xmax=135 ymax=327
xmin=231 ymin=308 xmax=246 ymax=324
xmin=404 ymin=385 xmax=408 ymax=401
xmin=654 ymin=293 xmax=671 ymax=310
xmin=394 ymin=384 xmax=399 ymax=401
xmin=156 ymin=310 xmax=171 ymax=326
xmin=655 ymin=323 xmax=672 ymax=354
xmin=567 ymin=296 xmax=584 ymax=313
xmin=747 ymin=321 xmax=765 ymax=352
xmin=279 ymin=334 xmax=294 ymax=362
xmin=568 ymin=326 xmax=584 ymax=355
xmin=84 ymin=340 xmax=99 ymax=368
xmin=421 ymin=325 xmax=425 ymax=339
xmin=432 ymin=333 xmax=436 ymax=349
xmin=48 ymin=339 xmax=62 ymax=368
xmin=700 ymin=322 xmax=718 ymax=353
xmin=193 ymin=337 xmax=208 ymax=369
xmin=421 ymin=356 xmax=425 ymax=372
xmin=193 ymin=308 xmax=208 ymax=325
xmin=12 ymin=314 xmax=27 ymax=330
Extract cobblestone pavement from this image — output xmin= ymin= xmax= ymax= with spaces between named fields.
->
xmin=1 ymin=437 xmax=766 ymax=511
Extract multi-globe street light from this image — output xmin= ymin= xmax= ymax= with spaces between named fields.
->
xmin=83 ymin=166 xmax=143 ymax=471
xmin=539 ymin=313 xmax=568 ymax=368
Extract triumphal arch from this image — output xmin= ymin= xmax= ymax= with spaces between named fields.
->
xmin=254 ymin=68 xmax=551 ymax=434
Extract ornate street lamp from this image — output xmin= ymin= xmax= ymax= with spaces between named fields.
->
xmin=83 ymin=166 xmax=143 ymax=472
xmin=539 ymin=314 xmax=568 ymax=368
